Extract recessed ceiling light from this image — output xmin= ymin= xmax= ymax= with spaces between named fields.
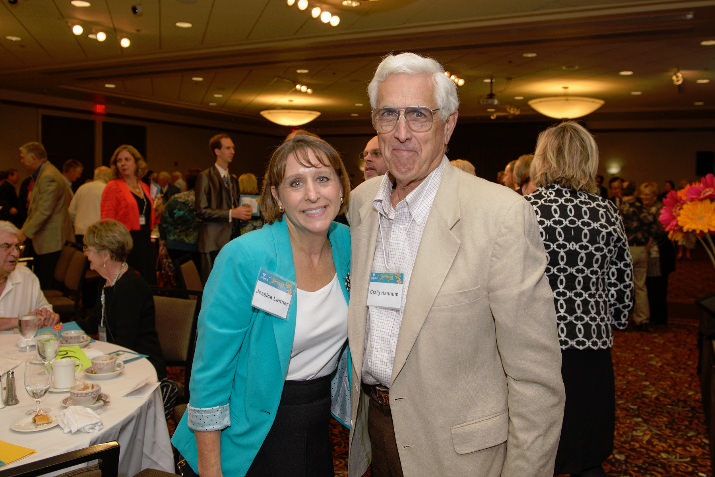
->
xmin=619 ymin=70 xmax=634 ymax=76
xmin=514 ymin=96 xmax=524 ymax=100
xmin=175 ymin=21 xmax=192 ymax=28
xmin=562 ymin=64 xmax=579 ymax=70
xmin=296 ymin=69 xmax=309 ymax=74
xmin=71 ymin=0 xmax=91 ymax=6
xmin=286 ymin=0 xmax=295 ymax=5
xmin=5 ymin=35 xmax=21 ymax=42
xmin=96 ymin=31 xmax=106 ymax=42
xmin=72 ymin=25 xmax=84 ymax=35
xmin=330 ymin=15 xmax=340 ymax=26
xmin=297 ymin=0 xmax=308 ymax=10
xmin=209 ymin=102 xmax=217 ymax=106
xmin=354 ymin=103 xmax=363 ymax=107
xmin=522 ymin=52 xmax=537 ymax=58
xmin=350 ymin=113 xmax=359 ymax=116
xmin=191 ymin=76 xmax=204 ymax=82
xmin=120 ymin=37 xmax=131 ymax=48
xmin=342 ymin=0 xmax=360 ymax=6
xmin=213 ymin=93 xmax=223 ymax=98
xmin=694 ymin=101 xmax=705 ymax=106
xmin=696 ymin=78 xmax=711 ymax=84
xmin=700 ymin=40 xmax=715 ymax=46
xmin=483 ymin=78 xmax=493 ymax=83
xmin=631 ymin=91 xmax=642 ymax=95
xmin=311 ymin=6 xmax=321 ymax=18
xmin=486 ymin=108 xmax=496 ymax=112
xmin=105 ymin=83 xmax=116 ymax=88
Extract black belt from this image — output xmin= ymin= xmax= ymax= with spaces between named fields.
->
xmin=362 ymin=382 xmax=390 ymax=408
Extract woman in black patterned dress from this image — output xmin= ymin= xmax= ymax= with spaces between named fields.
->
xmin=525 ymin=121 xmax=634 ymax=477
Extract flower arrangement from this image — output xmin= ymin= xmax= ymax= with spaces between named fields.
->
xmin=659 ymin=173 xmax=715 ymax=268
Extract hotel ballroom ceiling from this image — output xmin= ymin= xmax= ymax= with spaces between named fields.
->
xmin=0 ymin=0 xmax=714 ymax=128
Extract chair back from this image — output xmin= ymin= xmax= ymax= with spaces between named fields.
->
xmin=64 ymin=250 xmax=87 ymax=292
xmin=180 ymin=260 xmax=203 ymax=292
xmin=0 ymin=441 xmax=119 ymax=477
xmin=153 ymin=294 xmax=199 ymax=363
xmin=53 ymin=244 xmax=76 ymax=283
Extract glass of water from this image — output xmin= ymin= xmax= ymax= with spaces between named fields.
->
xmin=24 ymin=359 xmax=51 ymax=415
xmin=17 ymin=314 xmax=39 ymax=352
xmin=36 ymin=329 xmax=59 ymax=364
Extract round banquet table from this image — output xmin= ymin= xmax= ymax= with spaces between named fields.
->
xmin=0 ymin=331 xmax=174 ymax=476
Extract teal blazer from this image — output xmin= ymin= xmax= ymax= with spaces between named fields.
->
xmin=172 ymin=218 xmax=351 ymax=476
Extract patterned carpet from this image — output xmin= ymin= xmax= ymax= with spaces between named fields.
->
xmin=168 ymin=245 xmax=715 ymax=476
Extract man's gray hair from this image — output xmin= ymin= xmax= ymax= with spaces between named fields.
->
xmin=367 ymin=52 xmax=459 ymax=121
xmin=93 ymin=166 xmax=113 ymax=183
xmin=0 ymin=220 xmax=20 ymax=237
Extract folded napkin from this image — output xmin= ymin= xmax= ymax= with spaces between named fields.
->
xmin=58 ymin=406 xmax=103 ymax=434
xmin=0 ymin=440 xmax=34 ymax=466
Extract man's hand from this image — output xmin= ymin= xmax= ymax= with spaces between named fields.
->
xmin=230 ymin=206 xmax=252 ymax=221
xmin=35 ymin=308 xmax=59 ymax=328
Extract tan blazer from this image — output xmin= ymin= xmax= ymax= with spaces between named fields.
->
xmin=347 ymin=164 xmax=565 ymax=476
xmin=22 ymin=161 xmax=73 ymax=255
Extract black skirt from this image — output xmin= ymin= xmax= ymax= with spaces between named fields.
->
xmin=554 ymin=348 xmax=615 ymax=474
xmin=246 ymin=374 xmax=334 ymax=477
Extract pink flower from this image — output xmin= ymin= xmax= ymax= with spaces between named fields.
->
xmin=659 ymin=190 xmax=683 ymax=231
xmin=685 ymin=173 xmax=715 ymax=201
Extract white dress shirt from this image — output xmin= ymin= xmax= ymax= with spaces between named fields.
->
xmin=0 ymin=265 xmax=52 ymax=320
xmin=362 ymin=158 xmax=447 ymax=386
xmin=68 ymin=180 xmax=107 ymax=235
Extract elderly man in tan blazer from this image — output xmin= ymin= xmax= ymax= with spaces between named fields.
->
xmin=18 ymin=142 xmax=73 ymax=289
xmin=347 ymin=53 xmax=565 ymax=476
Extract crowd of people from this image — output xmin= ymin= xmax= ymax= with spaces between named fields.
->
xmin=0 ymin=50 xmax=708 ymax=477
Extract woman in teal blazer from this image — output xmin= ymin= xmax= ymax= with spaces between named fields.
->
xmin=172 ymin=134 xmax=351 ymax=476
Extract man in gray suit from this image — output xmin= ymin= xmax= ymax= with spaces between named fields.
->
xmin=195 ymin=133 xmax=252 ymax=282
xmin=347 ymin=53 xmax=565 ymax=476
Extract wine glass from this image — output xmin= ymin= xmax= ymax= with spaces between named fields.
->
xmin=24 ymin=360 xmax=51 ymax=415
xmin=36 ymin=329 xmax=60 ymax=364
xmin=17 ymin=313 xmax=39 ymax=352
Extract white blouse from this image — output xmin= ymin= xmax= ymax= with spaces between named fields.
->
xmin=286 ymin=274 xmax=347 ymax=380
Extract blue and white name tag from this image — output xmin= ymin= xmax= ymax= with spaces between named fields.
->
xmin=367 ymin=272 xmax=404 ymax=309
xmin=251 ymin=268 xmax=295 ymax=320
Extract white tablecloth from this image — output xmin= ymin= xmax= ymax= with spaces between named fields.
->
xmin=0 ymin=332 xmax=174 ymax=476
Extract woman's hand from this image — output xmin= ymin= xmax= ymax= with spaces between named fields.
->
xmin=34 ymin=308 xmax=59 ymax=328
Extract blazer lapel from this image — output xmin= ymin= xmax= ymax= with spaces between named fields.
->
xmin=391 ymin=166 xmax=461 ymax=384
xmin=268 ymin=219 xmax=298 ymax=374
xmin=348 ymin=194 xmax=380 ymax=379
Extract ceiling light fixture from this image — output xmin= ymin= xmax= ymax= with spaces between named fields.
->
xmin=286 ymin=0 xmax=295 ymax=5
xmin=176 ymin=21 xmax=192 ymax=28
xmin=672 ymin=70 xmax=684 ymax=85
xmin=694 ymin=101 xmax=705 ymax=106
xmin=191 ymin=76 xmax=204 ymax=82
xmin=522 ymin=52 xmax=537 ymax=58
xmin=5 ymin=35 xmax=21 ymax=42
xmin=330 ymin=15 xmax=340 ymax=26
xmin=94 ymin=31 xmax=106 ymax=41
xmin=701 ymin=40 xmax=715 ymax=46
xmin=528 ymin=86 xmax=604 ymax=119
xmin=260 ymin=110 xmax=321 ymax=126
xmin=297 ymin=0 xmax=308 ymax=10
xmin=311 ymin=7 xmax=321 ymax=18
xmin=296 ymin=69 xmax=309 ymax=74
xmin=320 ymin=11 xmax=332 ymax=23
xmin=514 ymin=96 xmax=524 ymax=100
xmin=697 ymin=78 xmax=710 ymax=84
xmin=119 ymin=37 xmax=131 ymax=48
xmin=72 ymin=25 xmax=84 ymax=35
xmin=619 ymin=70 xmax=634 ymax=76
xmin=71 ymin=0 xmax=91 ymax=6
xmin=631 ymin=91 xmax=643 ymax=95
xmin=104 ymin=83 xmax=116 ymax=88
xmin=342 ymin=0 xmax=360 ymax=5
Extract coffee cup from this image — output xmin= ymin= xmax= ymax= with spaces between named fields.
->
xmin=70 ymin=382 xmax=101 ymax=406
xmin=91 ymin=354 xmax=118 ymax=374
xmin=52 ymin=358 xmax=80 ymax=389
xmin=61 ymin=329 xmax=87 ymax=344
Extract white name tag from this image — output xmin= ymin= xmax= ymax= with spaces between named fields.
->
xmin=139 ymin=215 xmax=146 ymax=225
xmin=367 ymin=272 xmax=404 ymax=309
xmin=251 ymin=268 xmax=295 ymax=320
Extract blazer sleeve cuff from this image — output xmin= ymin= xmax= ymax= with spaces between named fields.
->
xmin=187 ymin=403 xmax=231 ymax=431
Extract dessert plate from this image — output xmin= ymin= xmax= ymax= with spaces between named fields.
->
xmin=10 ymin=414 xmax=59 ymax=432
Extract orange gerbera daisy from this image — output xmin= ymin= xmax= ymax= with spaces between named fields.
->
xmin=678 ymin=200 xmax=715 ymax=235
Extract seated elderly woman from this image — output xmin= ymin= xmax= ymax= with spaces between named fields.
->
xmin=83 ymin=219 xmax=166 ymax=380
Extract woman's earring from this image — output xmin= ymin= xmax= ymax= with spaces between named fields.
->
xmin=278 ymin=205 xmax=284 ymax=213
xmin=340 ymin=196 xmax=344 ymax=204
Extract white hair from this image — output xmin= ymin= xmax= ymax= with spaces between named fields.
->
xmin=0 ymin=220 xmax=20 ymax=237
xmin=367 ymin=52 xmax=459 ymax=121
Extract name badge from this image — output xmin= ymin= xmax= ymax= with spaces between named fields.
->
xmin=139 ymin=215 xmax=146 ymax=225
xmin=98 ymin=325 xmax=107 ymax=342
xmin=251 ymin=268 xmax=295 ymax=320
xmin=367 ymin=272 xmax=404 ymax=309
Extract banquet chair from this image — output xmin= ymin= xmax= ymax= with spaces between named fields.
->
xmin=0 ymin=441 xmax=119 ymax=477
xmin=47 ymin=248 xmax=87 ymax=322
xmin=179 ymin=260 xmax=202 ymax=293
xmin=42 ymin=242 xmax=77 ymax=298
xmin=153 ymin=290 xmax=202 ymax=395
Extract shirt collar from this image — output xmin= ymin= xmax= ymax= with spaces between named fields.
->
xmin=372 ymin=156 xmax=448 ymax=224
xmin=214 ymin=163 xmax=228 ymax=177
xmin=32 ymin=161 xmax=46 ymax=181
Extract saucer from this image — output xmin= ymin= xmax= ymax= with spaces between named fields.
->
xmin=60 ymin=336 xmax=91 ymax=348
xmin=10 ymin=413 xmax=59 ymax=432
xmin=83 ymin=361 xmax=124 ymax=380
xmin=61 ymin=392 xmax=110 ymax=410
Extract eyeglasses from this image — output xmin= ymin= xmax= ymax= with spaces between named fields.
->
xmin=0 ymin=242 xmax=25 ymax=253
xmin=371 ymin=107 xmax=440 ymax=133
xmin=361 ymin=149 xmax=382 ymax=159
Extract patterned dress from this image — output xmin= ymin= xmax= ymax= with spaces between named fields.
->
xmin=526 ymin=184 xmax=634 ymax=473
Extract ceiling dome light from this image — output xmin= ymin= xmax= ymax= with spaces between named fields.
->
xmin=120 ymin=37 xmax=131 ymax=48
xmin=286 ymin=0 xmax=295 ymax=5
xmin=330 ymin=15 xmax=340 ymax=26
xmin=528 ymin=96 xmax=604 ymax=119
xmin=192 ymin=77 xmax=204 ymax=82
xmin=700 ymin=40 xmax=715 ymax=46
xmin=296 ymin=69 xmax=309 ymax=74
xmin=320 ymin=11 xmax=332 ymax=23
xmin=311 ymin=6 xmax=321 ymax=18
xmin=307 ymin=88 xmax=313 ymax=94
xmin=522 ymin=52 xmax=537 ymax=58
xmin=514 ymin=96 xmax=524 ymax=100
xmin=260 ymin=109 xmax=321 ymax=127
xmin=71 ymin=0 xmax=91 ymax=6
xmin=72 ymin=25 xmax=84 ymax=35
xmin=175 ymin=21 xmax=192 ymax=28
xmin=697 ymin=78 xmax=711 ymax=84
xmin=96 ymin=31 xmax=106 ymax=42
xmin=104 ymin=83 xmax=116 ymax=88
xmin=5 ymin=35 xmax=21 ymax=42
xmin=342 ymin=0 xmax=360 ymax=6
xmin=631 ymin=91 xmax=642 ymax=95
xmin=457 ymin=78 xmax=465 ymax=86
xmin=300 ymin=85 xmax=307 ymax=92
xmin=694 ymin=101 xmax=705 ymax=106
xmin=297 ymin=0 xmax=308 ymax=10
xmin=619 ymin=70 xmax=634 ymax=76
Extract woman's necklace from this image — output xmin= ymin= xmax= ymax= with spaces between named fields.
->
xmin=99 ymin=262 xmax=127 ymax=342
